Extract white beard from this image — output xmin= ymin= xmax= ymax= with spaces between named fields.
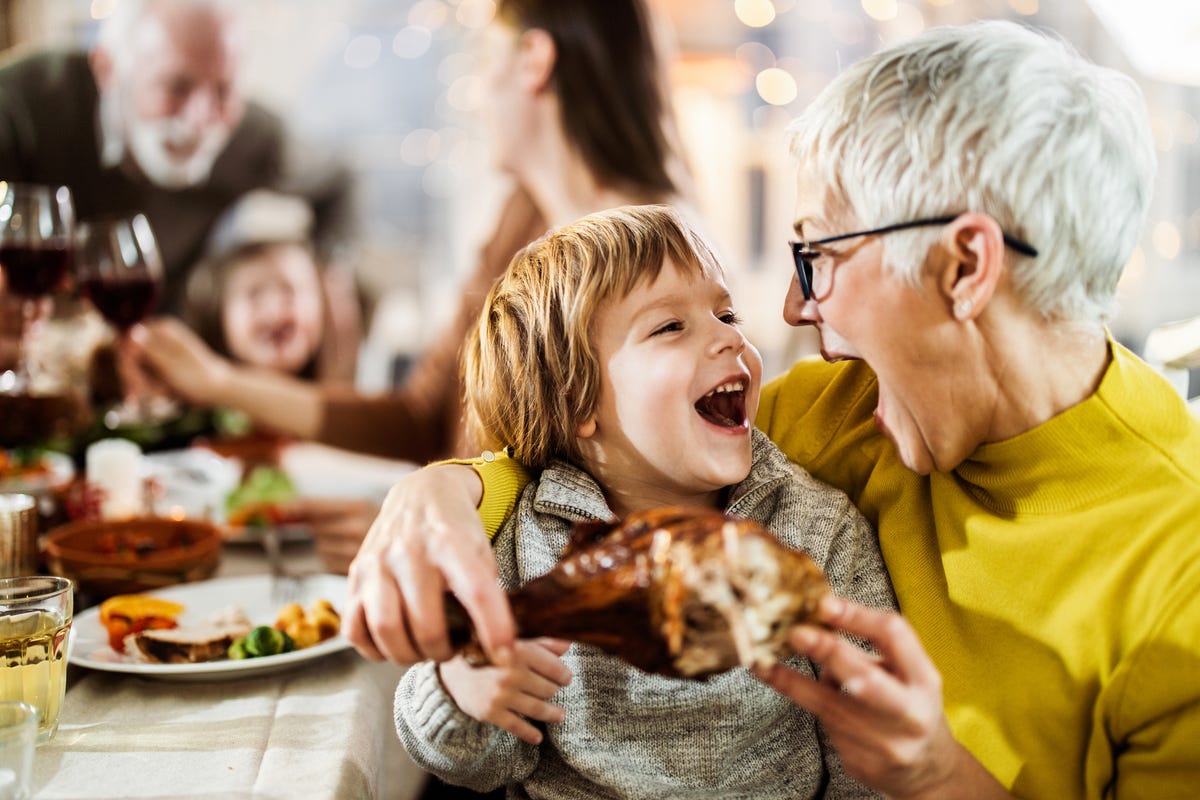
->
xmin=126 ymin=114 xmax=232 ymax=190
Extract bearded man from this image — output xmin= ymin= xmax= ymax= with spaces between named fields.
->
xmin=0 ymin=0 xmax=355 ymax=315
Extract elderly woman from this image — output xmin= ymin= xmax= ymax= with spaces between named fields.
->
xmin=344 ymin=20 xmax=1200 ymax=799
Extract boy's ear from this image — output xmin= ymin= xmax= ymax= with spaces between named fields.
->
xmin=518 ymin=28 xmax=556 ymax=93
xmin=576 ymin=415 xmax=597 ymax=439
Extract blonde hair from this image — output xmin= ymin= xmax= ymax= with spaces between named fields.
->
xmin=464 ymin=204 xmax=722 ymax=469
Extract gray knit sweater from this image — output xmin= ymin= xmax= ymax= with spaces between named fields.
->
xmin=395 ymin=430 xmax=895 ymax=799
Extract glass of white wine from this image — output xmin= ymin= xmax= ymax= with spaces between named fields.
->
xmin=0 ymin=576 xmax=72 ymax=744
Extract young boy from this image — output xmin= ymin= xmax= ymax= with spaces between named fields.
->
xmin=395 ymin=205 xmax=894 ymax=798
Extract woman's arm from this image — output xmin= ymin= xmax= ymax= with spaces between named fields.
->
xmin=756 ymin=598 xmax=1013 ymax=800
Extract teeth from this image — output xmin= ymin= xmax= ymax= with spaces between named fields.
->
xmin=704 ymin=381 xmax=745 ymax=398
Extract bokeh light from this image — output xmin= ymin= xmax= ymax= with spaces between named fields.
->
xmin=344 ymin=35 xmax=382 ymax=69
xmin=735 ymin=42 xmax=777 ymax=73
xmin=756 ymin=67 xmax=798 ymax=106
xmin=861 ymin=0 xmax=898 ymax=22
xmin=456 ymin=0 xmax=495 ymax=30
xmin=735 ymin=0 xmax=777 ymax=28
xmin=90 ymin=0 xmax=117 ymax=20
xmin=393 ymin=26 xmax=433 ymax=59
xmin=409 ymin=0 xmax=450 ymax=30
xmin=1008 ymin=0 xmax=1039 ymax=14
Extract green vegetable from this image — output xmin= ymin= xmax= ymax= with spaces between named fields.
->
xmin=228 ymin=638 xmax=250 ymax=660
xmin=224 ymin=466 xmax=296 ymax=525
xmin=229 ymin=625 xmax=296 ymax=659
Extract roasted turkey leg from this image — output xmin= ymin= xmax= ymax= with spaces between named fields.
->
xmin=447 ymin=506 xmax=830 ymax=679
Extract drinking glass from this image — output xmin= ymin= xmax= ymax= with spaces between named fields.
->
xmin=75 ymin=215 xmax=173 ymax=427
xmin=0 ymin=576 xmax=72 ymax=744
xmin=0 ymin=183 xmax=74 ymax=395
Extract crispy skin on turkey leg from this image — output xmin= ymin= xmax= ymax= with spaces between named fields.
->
xmin=446 ymin=506 xmax=830 ymax=679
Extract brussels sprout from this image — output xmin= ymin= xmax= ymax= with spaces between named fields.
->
xmin=244 ymin=625 xmax=295 ymax=657
xmin=228 ymin=638 xmax=250 ymax=660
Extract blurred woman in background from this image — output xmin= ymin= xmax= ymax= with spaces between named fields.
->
xmin=132 ymin=0 xmax=693 ymax=572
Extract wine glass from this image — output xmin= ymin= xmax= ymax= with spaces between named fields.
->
xmin=0 ymin=182 xmax=74 ymax=394
xmin=75 ymin=214 xmax=173 ymax=427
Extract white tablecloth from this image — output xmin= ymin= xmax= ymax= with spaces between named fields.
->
xmin=34 ymin=508 xmax=428 ymax=799
xmin=34 ymin=654 xmax=425 ymax=800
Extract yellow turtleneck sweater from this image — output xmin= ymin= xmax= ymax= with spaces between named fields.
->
xmin=472 ymin=338 xmax=1200 ymax=797
xmin=757 ymin=339 xmax=1200 ymax=798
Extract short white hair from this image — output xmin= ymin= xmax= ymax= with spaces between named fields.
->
xmin=787 ymin=20 xmax=1156 ymax=323
xmin=97 ymin=0 xmax=239 ymax=75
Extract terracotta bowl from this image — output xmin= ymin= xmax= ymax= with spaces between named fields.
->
xmin=43 ymin=517 xmax=222 ymax=599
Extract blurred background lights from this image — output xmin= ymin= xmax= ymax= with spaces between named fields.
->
xmin=891 ymin=2 xmax=926 ymax=37
xmin=735 ymin=41 xmax=777 ymax=72
xmin=861 ymin=0 xmax=898 ymax=22
xmin=735 ymin=0 xmax=777 ymax=28
xmin=436 ymin=51 xmax=474 ymax=85
xmin=393 ymin=26 xmax=433 ymax=59
xmin=756 ymin=67 xmax=797 ymax=105
xmin=343 ymin=34 xmax=382 ymax=69
xmin=89 ymin=0 xmax=117 ymax=20
xmin=1118 ymin=246 xmax=1147 ymax=292
xmin=409 ymin=0 xmax=450 ymax=30
xmin=1152 ymin=221 xmax=1182 ymax=259
xmin=400 ymin=128 xmax=442 ymax=166
xmin=445 ymin=74 xmax=484 ymax=112
xmin=1008 ymin=0 xmax=1039 ymax=14
xmin=455 ymin=0 xmax=496 ymax=30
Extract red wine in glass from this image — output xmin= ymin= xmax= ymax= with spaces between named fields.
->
xmin=0 ymin=182 xmax=74 ymax=395
xmin=80 ymin=275 xmax=159 ymax=332
xmin=0 ymin=245 xmax=71 ymax=297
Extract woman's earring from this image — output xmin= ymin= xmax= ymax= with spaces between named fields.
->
xmin=954 ymin=299 xmax=973 ymax=319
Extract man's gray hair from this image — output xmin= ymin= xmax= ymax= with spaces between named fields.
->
xmin=96 ymin=0 xmax=239 ymax=74
xmin=787 ymin=20 xmax=1156 ymax=324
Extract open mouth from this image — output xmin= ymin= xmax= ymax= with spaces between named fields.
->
xmin=694 ymin=378 xmax=748 ymax=429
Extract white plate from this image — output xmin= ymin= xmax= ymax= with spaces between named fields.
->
xmin=68 ymin=574 xmax=352 ymax=681
xmin=0 ymin=450 xmax=74 ymax=494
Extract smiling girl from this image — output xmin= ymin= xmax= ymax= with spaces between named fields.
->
xmin=393 ymin=204 xmax=895 ymax=799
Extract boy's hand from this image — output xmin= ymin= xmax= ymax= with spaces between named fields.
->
xmin=439 ymin=637 xmax=573 ymax=745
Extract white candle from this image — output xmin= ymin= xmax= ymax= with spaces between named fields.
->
xmin=85 ymin=439 xmax=145 ymax=520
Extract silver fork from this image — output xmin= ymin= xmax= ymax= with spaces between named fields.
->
xmin=261 ymin=526 xmax=306 ymax=605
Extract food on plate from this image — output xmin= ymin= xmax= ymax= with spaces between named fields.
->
xmin=99 ymin=594 xmax=185 ymax=653
xmin=107 ymin=597 xmax=340 ymax=664
xmin=132 ymin=622 xmax=254 ymax=664
xmin=448 ymin=506 xmax=831 ymax=679
xmin=225 ymin=465 xmax=297 ymax=527
xmin=0 ymin=448 xmax=51 ymax=482
xmin=275 ymin=599 xmax=341 ymax=649
xmin=228 ymin=625 xmax=295 ymax=659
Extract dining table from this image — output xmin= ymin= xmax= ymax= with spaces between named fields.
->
xmin=30 ymin=442 xmax=431 ymax=800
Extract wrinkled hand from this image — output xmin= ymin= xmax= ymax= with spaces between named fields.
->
xmin=128 ymin=317 xmax=230 ymax=405
xmin=755 ymin=597 xmax=1010 ymax=800
xmin=283 ymin=496 xmax=378 ymax=575
xmin=343 ymin=464 xmax=516 ymax=666
xmin=440 ymin=638 xmax=573 ymax=745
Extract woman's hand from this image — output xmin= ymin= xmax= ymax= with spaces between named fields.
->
xmin=343 ymin=463 xmax=517 ymax=666
xmin=128 ymin=317 xmax=230 ymax=405
xmin=755 ymin=597 xmax=1011 ymax=800
xmin=439 ymin=638 xmax=573 ymax=745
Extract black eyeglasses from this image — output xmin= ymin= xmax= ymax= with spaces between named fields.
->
xmin=790 ymin=215 xmax=1038 ymax=301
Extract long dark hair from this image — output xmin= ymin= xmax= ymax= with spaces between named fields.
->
xmin=497 ymin=0 xmax=677 ymax=197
